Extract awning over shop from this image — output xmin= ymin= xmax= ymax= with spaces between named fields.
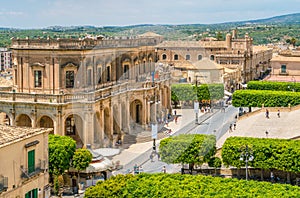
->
xmin=239 ymin=83 xmax=247 ymax=88
xmin=224 ymin=90 xmax=232 ymax=96
xmin=85 ymin=157 xmax=113 ymax=173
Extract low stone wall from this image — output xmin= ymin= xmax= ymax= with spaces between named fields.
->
xmin=187 ymin=167 xmax=300 ymax=185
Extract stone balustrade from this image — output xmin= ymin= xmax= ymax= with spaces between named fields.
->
xmin=11 ymin=37 xmax=160 ymax=50
xmin=0 ymin=73 xmax=171 ymax=104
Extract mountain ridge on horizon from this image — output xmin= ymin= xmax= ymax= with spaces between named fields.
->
xmin=0 ymin=12 xmax=299 ymax=30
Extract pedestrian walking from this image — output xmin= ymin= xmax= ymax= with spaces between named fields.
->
xmin=277 ymin=109 xmax=280 ymax=118
xmin=174 ymin=110 xmax=177 ymax=116
xmin=134 ymin=164 xmax=139 ymax=174
xmin=233 ymin=122 xmax=236 ymax=130
xmin=165 ymin=119 xmax=169 ymax=127
xmin=265 ymin=109 xmax=269 ymax=119
xmin=229 ymin=124 xmax=233 ymax=132
xmin=162 ymin=166 xmax=166 ymax=173
xmin=270 ymin=171 xmax=274 ymax=183
xmin=174 ymin=116 xmax=178 ymax=124
xmin=150 ymin=152 xmax=154 ymax=162
xmin=139 ymin=166 xmax=144 ymax=173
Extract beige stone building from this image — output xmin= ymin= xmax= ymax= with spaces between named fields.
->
xmin=0 ymin=34 xmax=171 ymax=149
xmin=155 ymin=30 xmax=272 ymax=91
xmin=0 ymin=126 xmax=51 ymax=198
xmin=267 ymin=49 xmax=300 ymax=82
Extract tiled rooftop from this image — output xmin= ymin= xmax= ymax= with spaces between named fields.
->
xmin=0 ymin=125 xmax=51 ymax=148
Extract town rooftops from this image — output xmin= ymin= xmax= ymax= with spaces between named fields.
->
xmin=156 ymin=40 xmax=228 ymax=48
xmin=0 ymin=125 xmax=52 ymax=148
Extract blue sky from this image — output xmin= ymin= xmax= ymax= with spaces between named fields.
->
xmin=1 ymin=0 xmax=300 ymax=28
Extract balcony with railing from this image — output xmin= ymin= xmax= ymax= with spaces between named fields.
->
xmin=20 ymin=160 xmax=46 ymax=180
xmin=0 ymin=176 xmax=8 ymax=193
xmin=0 ymin=72 xmax=171 ymax=104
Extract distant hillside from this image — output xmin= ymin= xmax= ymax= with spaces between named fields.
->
xmin=0 ymin=13 xmax=299 ymax=47
xmin=245 ymin=13 xmax=300 ymax=24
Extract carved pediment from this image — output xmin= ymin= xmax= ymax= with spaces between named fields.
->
xmin=61 ymin=62 xmax=79 ymax=68
xmin=30 ymin=62 xmax=45 ymax=68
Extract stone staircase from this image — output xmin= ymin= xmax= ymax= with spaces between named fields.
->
xmin=121 ymin=124 xmax=170 ymax=146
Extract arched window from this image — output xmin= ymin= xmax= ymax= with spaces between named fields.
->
xmin=174 ymin=54 xmax=179 ymax=60
xmin=198 ymin=55 xmax=203 ymax=60
xmin=210 ymin=55 xmax=215 ymax=61
xmin=186 ymin=54 xmax=191 ymax=60
xmin=162 ymin=54 xmax=167 ymax=60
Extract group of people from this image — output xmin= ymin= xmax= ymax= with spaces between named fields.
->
xmin=201 ymin=105 xmax=211 ymax=113
xmin=133 ymin=164 xmax=167 ymax=174
xmin=265 ymin=109 xmax=281 ymax=119
xmin=133 ymin=164 xmax=144 ymax=175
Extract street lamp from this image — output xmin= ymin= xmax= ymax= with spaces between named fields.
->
xmin=194 ymin=75 xmax=201 ymax=124
xmin=239 ymin=145 xmax=254 ymax=181
xmin=194 ymin=100 xmax=199 ymax=124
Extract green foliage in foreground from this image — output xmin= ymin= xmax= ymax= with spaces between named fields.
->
xmin=247 ymin=81 xmax=300 ymax=92
xmin=222 ymin=137 xmax=300 ymax=172
xmin=159 ymin=134 xmax=216 ymax=166
xmin=84 ymin=173 xmax=300 ymax=198
xmin=232 ymin=90 xmax=300 ymax=107
xmin=48 ymin=134 xmax=76 ymax=176
xmin=72 ymin=148 xmax=93 ymax=172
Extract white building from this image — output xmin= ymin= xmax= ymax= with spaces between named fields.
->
xmin=0 ymin=48 xmax=12 ymax=71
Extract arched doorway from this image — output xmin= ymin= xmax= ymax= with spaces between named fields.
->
xmin=113 ymin=105 xmax=121 ymax=135
xmin=65 ymin=114 xmax=84 ymax=148
xmin=103 ymin=108 xmax=112 ymax=147
xmin=130 ymin=100 xmax=143 ymax=124
xmin=121 ymin=102 xmax=127 ymax=132
xmin=38 ymin=116 xmax=54 ymax=133
xmin=16 ymin=114 xmax=32 ymax=127
xmin=0 ymin=112 xmax=10 ymax=125
xmin=93 ymin=112 xmax=102 ymax=146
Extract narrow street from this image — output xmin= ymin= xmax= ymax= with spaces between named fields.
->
xmin=118 ymin=106 xmax=239 ymax=174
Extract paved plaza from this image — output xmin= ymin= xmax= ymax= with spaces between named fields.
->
xmin=111 ymin=106 xmax=300 ymax=173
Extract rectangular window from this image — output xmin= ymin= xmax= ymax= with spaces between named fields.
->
xmin=34 ymin=71 xmax=42 ymax=87
xmin=28 ymin=150 xmax=35 ymax=174
xmin=66 ymin=117 xmax=76 ymax=135
xmin=281 ymin=65 xmax=287 ymax=73
xmin=87 ymin=69 xmax=92 ymax=86
xmin=106 ymin=66 xmax=111 ymax=82
xmin=97 ymin=67 xmax=102 ymax=84
xmin=25 ymin=188 xmax=38 ymax=198
xmin=66 ymin=71 xmax=74 ymax=88
xmin=123 ymin=65 xmax=129 ymax=79
xmin=186 ymin=55 xmax=190 ymax=60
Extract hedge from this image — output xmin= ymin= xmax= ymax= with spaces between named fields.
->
xmin=222 ymin=137 xmax=300 ymax=173
xmin=247 ymin=81 xmax=300 ymax=92
xmin=84 ymin=173 xmax=300 ymax=198
xmin=232 ymin=90 xmax=300 ymax=107
xmin=159 ymin=134 xmax=216 ymax=165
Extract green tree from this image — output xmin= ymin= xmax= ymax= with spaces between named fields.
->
xmin=222 ymin=137 xmax=300 ymax=182
xmin=208 ymin=157 xmax=222 ymax=175
xmin=71 ymin=148 xmax=93 ymax=185
xmin=159 ymin=134 xmax=216 ymax=173
xmin=216 ymin=31 xmax=224 ymax=41
xmin=84 ymin=173 xmax=300 ymax=198
xmin=48 ymin=134 xmax=76 ymax=177
xmin=290 ymin=37 xmax=297 ymax=47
